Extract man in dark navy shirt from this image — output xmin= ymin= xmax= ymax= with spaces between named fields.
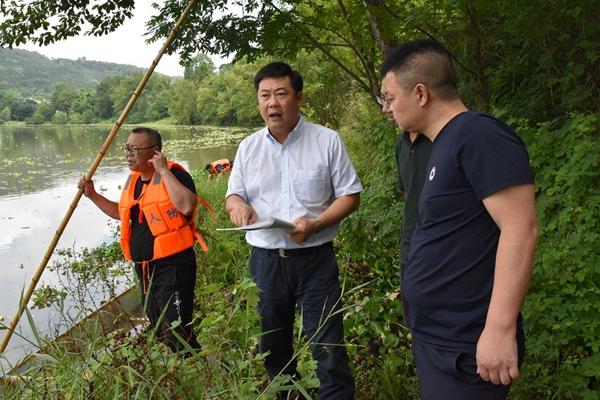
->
xmin=381 ymin=40 xmax=538 ymax=399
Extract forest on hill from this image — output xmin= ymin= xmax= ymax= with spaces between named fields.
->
xmin=0 ymin=1 xmax=599 ymax=399
xmin=0 ymin=50 xmax=272 ymax=127
xmin=0 ymin=48 xmax=147 ymax=95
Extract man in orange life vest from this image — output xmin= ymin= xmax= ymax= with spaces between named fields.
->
xmin=78 ymin=127 xmax=201 ymax=352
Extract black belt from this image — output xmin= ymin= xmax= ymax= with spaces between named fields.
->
xmin=258 ymin=242 xmax=333 ymax=258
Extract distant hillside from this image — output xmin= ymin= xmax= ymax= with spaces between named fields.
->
xmin=0 ymin=48 xmax=163 ymax=96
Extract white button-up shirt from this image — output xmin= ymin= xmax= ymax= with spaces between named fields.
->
xmin=226 ymin=115 xmax=363 ymax=249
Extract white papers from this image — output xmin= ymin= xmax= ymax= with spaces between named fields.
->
xmin=217 ymin=217 xmax=296 ymax=232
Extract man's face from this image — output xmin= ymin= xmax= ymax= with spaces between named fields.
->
xmin=257 ymin=76 xmax=302 ymax=137
xmin=124 ymin=133 xmax=157 ymax=172
xmin=381 ymin=71 xmax=421 ymax=132
xmin=380 ymin=80 xmax=396 ymax=125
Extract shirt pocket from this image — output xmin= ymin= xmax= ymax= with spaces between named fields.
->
xmin=293 ymin=168 xmax=328 ymax=204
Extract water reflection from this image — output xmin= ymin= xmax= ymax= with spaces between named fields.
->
xmin=0 ymin=125 xmax=245 ymax=198
xmin=0 ymin=124 xmax=246 ymax=370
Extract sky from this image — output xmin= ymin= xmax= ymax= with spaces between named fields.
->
xmin=19 ymin=2 xmax=218 ymax=77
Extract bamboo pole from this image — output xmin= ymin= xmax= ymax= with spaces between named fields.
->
xmin=0 ymin=0 xmax=199 ymax=354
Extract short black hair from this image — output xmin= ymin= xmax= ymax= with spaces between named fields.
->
xmin=131 ymin=127 xmax=162 ymax=150
xmin=253 ymin=62 xmax=304 ymax=93
xmin=381 ymin=39 xmax=458 ymax=99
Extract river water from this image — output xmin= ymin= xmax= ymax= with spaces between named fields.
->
xmin=0 ymin=124 xmax=246 ymax=371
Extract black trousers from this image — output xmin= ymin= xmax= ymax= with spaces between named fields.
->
xmin=134 ymin=262 xmax=200 ymax=352
xmin=250 ymin=242 xmax=355 ymax=400
xmin=411 ymin=340 xmax=525 ymax=400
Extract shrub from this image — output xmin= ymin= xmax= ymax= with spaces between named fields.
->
xmin=510 ymin=113 xmax=600 ymax=399
xmin=51 ymin=110 xmax=68 ymax=125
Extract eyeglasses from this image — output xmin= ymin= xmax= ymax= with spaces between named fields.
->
xmin=376 ymin=94 xmax=394 ymax=107
xmin=123 ymin=145 xmax=156 ymax=155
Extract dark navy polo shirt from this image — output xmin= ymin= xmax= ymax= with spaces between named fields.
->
xmin=403 ymin=111 xmax=533 ymax=352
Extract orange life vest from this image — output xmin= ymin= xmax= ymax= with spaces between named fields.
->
xmin=118 ymin=161 xmax=214 ymax=263
xmin=205 ymin=159 xmax=232 ymax=175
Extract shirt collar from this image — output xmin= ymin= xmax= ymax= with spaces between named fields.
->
xmin=264 ymin=114 xmax=304 ymax=144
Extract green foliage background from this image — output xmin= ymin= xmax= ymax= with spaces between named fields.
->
xmin=1 ymin=0 xmax=599 ymax=398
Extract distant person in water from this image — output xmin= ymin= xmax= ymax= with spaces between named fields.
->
xmin=78 ymin=127 xmax=204 ymax=352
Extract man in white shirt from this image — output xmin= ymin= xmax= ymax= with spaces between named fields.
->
xmin=226 ymin=62 xmax=362 ymax=400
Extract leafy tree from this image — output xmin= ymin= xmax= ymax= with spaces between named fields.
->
xmin=94 ymin=76 xmax=122 ymax=119
xmin=0 ymin=89 xmax=20 ymax=112
xmin=296 ymin=50 xmax=351 ymax=129
xmin=194 ymin=59 xmax=263 ymax=127
xmin=212 ymin=61 xmax=258 ymax=126
xmin=195 ymin=85 xmax=219 ymax=125
xmin=68 ymin=112 xmax=83 ymax=124
xmin=183 ymin=53 xmax=215 ymax=83
xmin=69 ymin=91 xmax=93 ymax=115
xmin=51 ymin=84 xmax=78 ymax=113
xmin=11 ymin=98 xmax=37 ymax=120
xmin=110 ymin=73 xmax=171 ymax=123
xmin=169 ymin=79 xmax=199 ymax=125
xmin=146 ymin=94 xmax=170 ymax=122
xmin=29 ymin=101 xmax=55 ymax=123
xmin=0 ymin=106 xmax=11 ymax=123
xmin=81 ymin=110 xmax=95 ymax=124
xmin=26 ymin=112 xmax=45 ymax=125
xmin=0 ymin=1 xmax=134 ymax=47
xmin=142 ymin=75 xmax=171 ymax=121
xmin=52 ymin=110 xmax=69 ymax=124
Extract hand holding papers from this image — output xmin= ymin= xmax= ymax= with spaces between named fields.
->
xmin=217 ymin=217 xmax=296 ymax=232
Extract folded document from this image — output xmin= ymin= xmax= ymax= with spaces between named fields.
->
xmin=217 ymin=217 xmax=296 ymax=231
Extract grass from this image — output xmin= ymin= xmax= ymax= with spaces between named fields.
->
xmin=0 ymin=173 xmax=419 ymax=399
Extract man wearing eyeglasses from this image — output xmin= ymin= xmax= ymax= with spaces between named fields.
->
xmin=377 ymin=91 xmax=432 ymax=279
xmin=78 ymin=127 xmax=201 ymax=353
xmin=226 ymin=62 xmax=362 ymax=399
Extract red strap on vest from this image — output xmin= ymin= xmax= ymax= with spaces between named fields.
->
xmin=191 ymin=195 xmax=216 ymax=253
xmin=196 ymin=196 xmax=216 ymax=220
xmin=194 ymin=230 xmax=209 ymax=253
xmin=141 ymin=260 xmax=150 ymax=293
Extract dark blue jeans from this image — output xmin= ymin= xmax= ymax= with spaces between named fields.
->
xmin=250 ymin=243 xmax=355 ymax=400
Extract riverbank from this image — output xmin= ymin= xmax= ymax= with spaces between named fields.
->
xmin=2 ymin=111 xmax=599 ymax=398
xmin=0 ymin=124 xmax=246 ymax=375
xmin=1 ymin=164 xmax=418 ymax=398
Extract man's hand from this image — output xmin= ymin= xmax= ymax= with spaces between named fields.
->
xmin=229 ymin=203 xmax=257 ymax=227
xmin=476 ymin=325 xmax=519 ymax=385
xmin=289 ymin=218 xmax=319 ymax=243
xmin=77 ymin=175 xmax=119 ymax=219
xmin=148 ymin=149 xmax=169 ymax=176
xmin=78 ymin=176 xmax=97 ymax=199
